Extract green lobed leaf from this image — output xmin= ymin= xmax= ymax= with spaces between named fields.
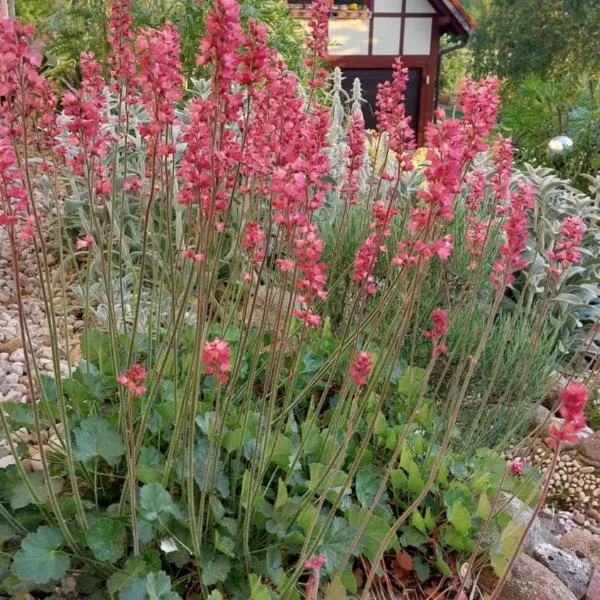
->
xmin=73 ymin=417 xmax=125 ymax=465
xmin=107 ymin=556 xmax=152 ymax=597
xmin=138 ymin=483 xmax=179 ymax=525
xmin=85 ymin=517 xmax=126 ymax=563
xmin=200 ymin=552 xmax=231 ymax=586
xmin=318 ymin=517 xmax=358 ymax=573
xmin=249 ymin=573 xmax=272 ymax=600
xmin=10 ymin=472 xmax=64 ymax=510
xmin=146 ymin=571 xmax=181 ymax=600
xmin=11 ymin=526 xmax=71 ymax=585
xmin=347 ymin=507 xmax=398 ymax=564
xmin=447 ymin=500 xmax=471 ymax=536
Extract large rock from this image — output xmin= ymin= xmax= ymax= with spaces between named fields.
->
xmin=532 ymin=543 xmax=590 ymax=599
xmin=483 ymin=553 xmax=578 ymax=600
xmin=580 ymin=432 xmax=600 ymax=467
xmin=587 ymin=566 xmax=600 ymax=600
xmin=502 ymin=496 xmax=556 ymax=555
xmin=557 ymin=529 xmax=600 ymax=600
xmin=558 ymin=529 xmax=600 ymax=562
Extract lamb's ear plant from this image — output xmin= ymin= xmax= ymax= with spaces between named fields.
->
xmin=0 ymin=0 xmax=593 ymax=598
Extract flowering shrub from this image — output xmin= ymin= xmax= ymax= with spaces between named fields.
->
xmin=0 ymin=1 xmax=593 ymax=598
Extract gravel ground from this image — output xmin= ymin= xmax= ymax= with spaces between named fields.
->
xmin=0 ymin=231 xmax=80 ymax=406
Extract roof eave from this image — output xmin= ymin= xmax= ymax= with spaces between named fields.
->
xmin=440 ymin=0 xmax=475 ymax=37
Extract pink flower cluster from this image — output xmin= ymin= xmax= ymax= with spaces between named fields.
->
xmin=490 ymin=182 xmax=533 ymax=288
xmin=305 ymin=554 xmax=326 ymax=572
xmin=354 ymin=201 xmax=398 ymax=295
xmin=342 ymin=110 xmax=366 ymax=206
xmin=459 ymin=76 xmax=500 ymax=160
xmin=490 ymin=135 xmax=514 ymax=205
xmin=507 ymin=458 xmax=524 ymax=476
xmin=135 ymin=23 xmax=182 ymax=143
xmin=547 ymin=216 xmax=585 ymax=276
xmin=181 ymin=250 xmax=205 ymax=263
xmin=76 ymin=234 xmax=94 ymax=250
xmin=375 ymin=58 xmax=415 ymax=171
xmin=293 ymin=223 xmax=328 ymax=327
xmin=547 ymin=383 xmax=588 ymax=448
xmin=349 ymin=350 xmax=373 ymax=388
xmin=242 ymin=221 xmax=266 ymax=266
xmin=202 ymin=338 xmax=231 ymax=383
xmin=424 ymin=308 xmax=449 ymax=354
xmin=59 ymin=51 xmax=112 ymax=200
xmin=107 ymin=0 xmax=137 ymax=101
xmin=118 ymin=364 xmax=147 ymax=397
xmin=305 ymin=0 xmax=329 ymax=88
xmin=0 ymin=20 xmax=51 ymax=233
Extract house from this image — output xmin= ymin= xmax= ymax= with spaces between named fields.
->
xmin=288 ymin=0 xmax=474 ymax=144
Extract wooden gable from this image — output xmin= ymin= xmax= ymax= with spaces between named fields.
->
xmin=288 ymin=0 xmax=474 ymax=144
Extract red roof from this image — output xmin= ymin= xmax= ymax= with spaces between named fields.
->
xmin=439 ymin=0 xmax=476 ymax=35
xmin=448 ymin=0 xmax=476 ymax=30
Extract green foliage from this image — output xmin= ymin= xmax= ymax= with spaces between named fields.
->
xmin=10 ymin=527 xmax=71 ymax=585
xmin=85 ymin=518 xmax=127 ymax=563
xmin=499 ymin=75 xmax=600 ymax=191
xmin=0 ymin=325 xmax=536 ymax=597
xmin=22 ymin=0 xmax=307 ymax=84
xmin=72 ymin=416 xmax=125 ymax=465
xmin=471 ymin=0 xmax=600 ymax=87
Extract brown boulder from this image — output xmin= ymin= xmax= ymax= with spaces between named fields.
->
xmin=580 ymin=432 xmax=600 ymax=466
xmin=481 ymin=553 xmax=577 ymax=600
xmin=557 ymin=529 xmax=600 ymax=564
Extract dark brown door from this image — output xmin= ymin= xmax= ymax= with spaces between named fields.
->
xmin=340 ymin=67 xmax=422 ymax=136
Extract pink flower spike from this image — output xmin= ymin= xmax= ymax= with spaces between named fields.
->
xmin=424 ymin=308 xmax=449 ymax=354
xmin=76 ymin=234 xmax=94 ymax=250
xmin=507 ymin=458 xmax=524 ymax=476
xmin=202 ymin=338 xmax=231 ymax=383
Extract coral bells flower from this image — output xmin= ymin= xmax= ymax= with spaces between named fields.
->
xmin=547 ymin=383 xmax=588 ymax=448
xmin=459 ymin=76 xmax=500 ymax=159
xmin=202 ymin=338 xmax=231 ymax=383
xmin=342 ymin=110 xmax=366 ymax=206
xmin=547 ymin=216 xmax=584 ymax=276
xmin=507 ymin=458 xmax=524 ymax=476
xmin=376 ymin=58 xmax=415 ymax=171
xmin=305 ymin=554 xmax=326 ymax=572
xmin=181 ymin=250 xmax=205 ymax=262
xmin=242 ymin=221 xmax=266 ymax=265
xmin=558 ymin=383 xmax=588 ymax=426
xmin=490 ymin=182 xmax=533 ymax=288
xmin=305 ymin=0 xmax=329 ymax=87
xmin=107 ymin=0 xmax=137 ymax=101
xmin=305 ymin=553 xmax=326 ymax=600
xmin=490 ymin=135 xmax=514 ymax=204
xmin=76 ymin=234 xmax=94 ymax=250
xmin=349 ymin=351 xmax=373 ymax=387
xmin=135 ymin=23 xmax=183 ymax=139
xmin=118 ymin=364 xmax=147 ymax=397
xmin=424 ymin=308 xmax=449 ymax=354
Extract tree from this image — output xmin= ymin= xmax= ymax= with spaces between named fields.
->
xmin=470 ymin=0 xmax=600 ymax=91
